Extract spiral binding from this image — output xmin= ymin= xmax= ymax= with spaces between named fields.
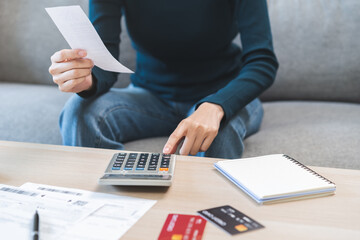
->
xmin=283 ymin=155 xmax=335 ymax=185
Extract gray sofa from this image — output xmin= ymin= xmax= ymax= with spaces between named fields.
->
xmin=1 ymin=0 xmax=359 ymax=169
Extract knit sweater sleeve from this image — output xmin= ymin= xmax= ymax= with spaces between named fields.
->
xmin=196 ymin=0 xmax=279 ymax=121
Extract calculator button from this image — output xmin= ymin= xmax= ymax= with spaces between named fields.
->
xmin=159 ymin=168 xmax=169 ymax=171
xmin=112 ymin=167 xmax=121 ymax=170
xmin=136 ymin=168 xmax=145 ymax=171
xmin=148 ymin=167 xmax=157 ymax=171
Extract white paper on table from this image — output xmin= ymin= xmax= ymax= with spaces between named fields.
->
xmin=21 ymin=182 xmax=157 ymax=240
xmin=46 ymin=5 xmax=133 ymax=73
xmin=0 ymin=184 xmax=103 ymax=240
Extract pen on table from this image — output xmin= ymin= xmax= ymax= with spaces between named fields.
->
xmin=32 ymin=210 xmax=39 ymax=240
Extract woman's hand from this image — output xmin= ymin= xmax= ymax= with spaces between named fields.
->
xmin=163 ymin=102 xmax=224 ymax=155
xmin=49 ymin=49 xmax=94 ymax=93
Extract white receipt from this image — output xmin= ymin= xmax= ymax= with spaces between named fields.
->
xmin=46 ymin=5 xmax=133 ymax=73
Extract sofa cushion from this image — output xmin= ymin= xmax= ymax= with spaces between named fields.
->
xmin=243 ymin=101 xmax=360 ymax=169
xmin=261 ymin=0 xmax=360 ymax=103
xmin=0 ymin=83 xmax=70 ymax=144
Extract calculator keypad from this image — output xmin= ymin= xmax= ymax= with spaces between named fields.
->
xmin=110 ymin=152 xmax=174 ymax=174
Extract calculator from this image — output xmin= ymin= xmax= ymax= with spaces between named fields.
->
xmin=99 ymin=152 xmax=176 ymax=186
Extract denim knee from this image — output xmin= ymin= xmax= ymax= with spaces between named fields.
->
xmin=204 ymin=98 xmax=263 ymax=159
xmin=205 ymin=119 xmax=246 ymax=159
xmin=59 ymin=94 xmax=98 ymax=146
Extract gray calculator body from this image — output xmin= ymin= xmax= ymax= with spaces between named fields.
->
xmin=99 ymin=152 xmax=176 ymax=186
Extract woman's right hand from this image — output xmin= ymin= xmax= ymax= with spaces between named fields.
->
xmin=49 ymin=49 xmax=94 ymax=93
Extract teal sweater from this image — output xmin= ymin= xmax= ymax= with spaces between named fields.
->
xmin=85 ymin=0 xmax=278 ymax=121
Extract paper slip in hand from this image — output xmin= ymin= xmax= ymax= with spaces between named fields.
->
xmin=46 ymin=5 xmax=133 ymax=73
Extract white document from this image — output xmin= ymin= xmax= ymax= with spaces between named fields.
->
xmin=46 ymin=5 xmax=133 ymax=73
xmin=21 ymin=183 xmax=157 ymax=240
xmin=0 ymin=184 xmax=103 ymax=240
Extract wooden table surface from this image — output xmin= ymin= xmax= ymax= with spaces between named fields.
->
xmin=0 ymin=140 xmax=359 ymax=240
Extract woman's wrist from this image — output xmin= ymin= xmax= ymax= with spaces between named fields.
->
xmin=198 ymin=102 xmax=224 ymax=122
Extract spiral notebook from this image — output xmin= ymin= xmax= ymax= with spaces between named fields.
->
xmin=214 ymin=154 xmax=336 ymax=204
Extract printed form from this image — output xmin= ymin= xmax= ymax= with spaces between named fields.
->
xmin=21 ymin=183 xmax=156 ymax=240
xmin=0 ymin=184 xmax=103 ymax=239
xmin=46 ymin=5 xmax=133 ymax=73
xmin=0 ymin=183 xmax=156 ymax=240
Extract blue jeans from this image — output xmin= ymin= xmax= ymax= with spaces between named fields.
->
xmin=59 ymin=84 xmax=263 ymax=159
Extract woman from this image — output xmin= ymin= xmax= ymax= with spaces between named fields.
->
xmin=49 ymin=0 xmax=278 ymax=158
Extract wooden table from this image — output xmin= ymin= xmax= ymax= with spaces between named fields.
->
xmin=0 ymin=140 xmax=359 ymax=240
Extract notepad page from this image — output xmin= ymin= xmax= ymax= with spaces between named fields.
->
xmin=215 ymin=154 xmax=335 ymax=199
